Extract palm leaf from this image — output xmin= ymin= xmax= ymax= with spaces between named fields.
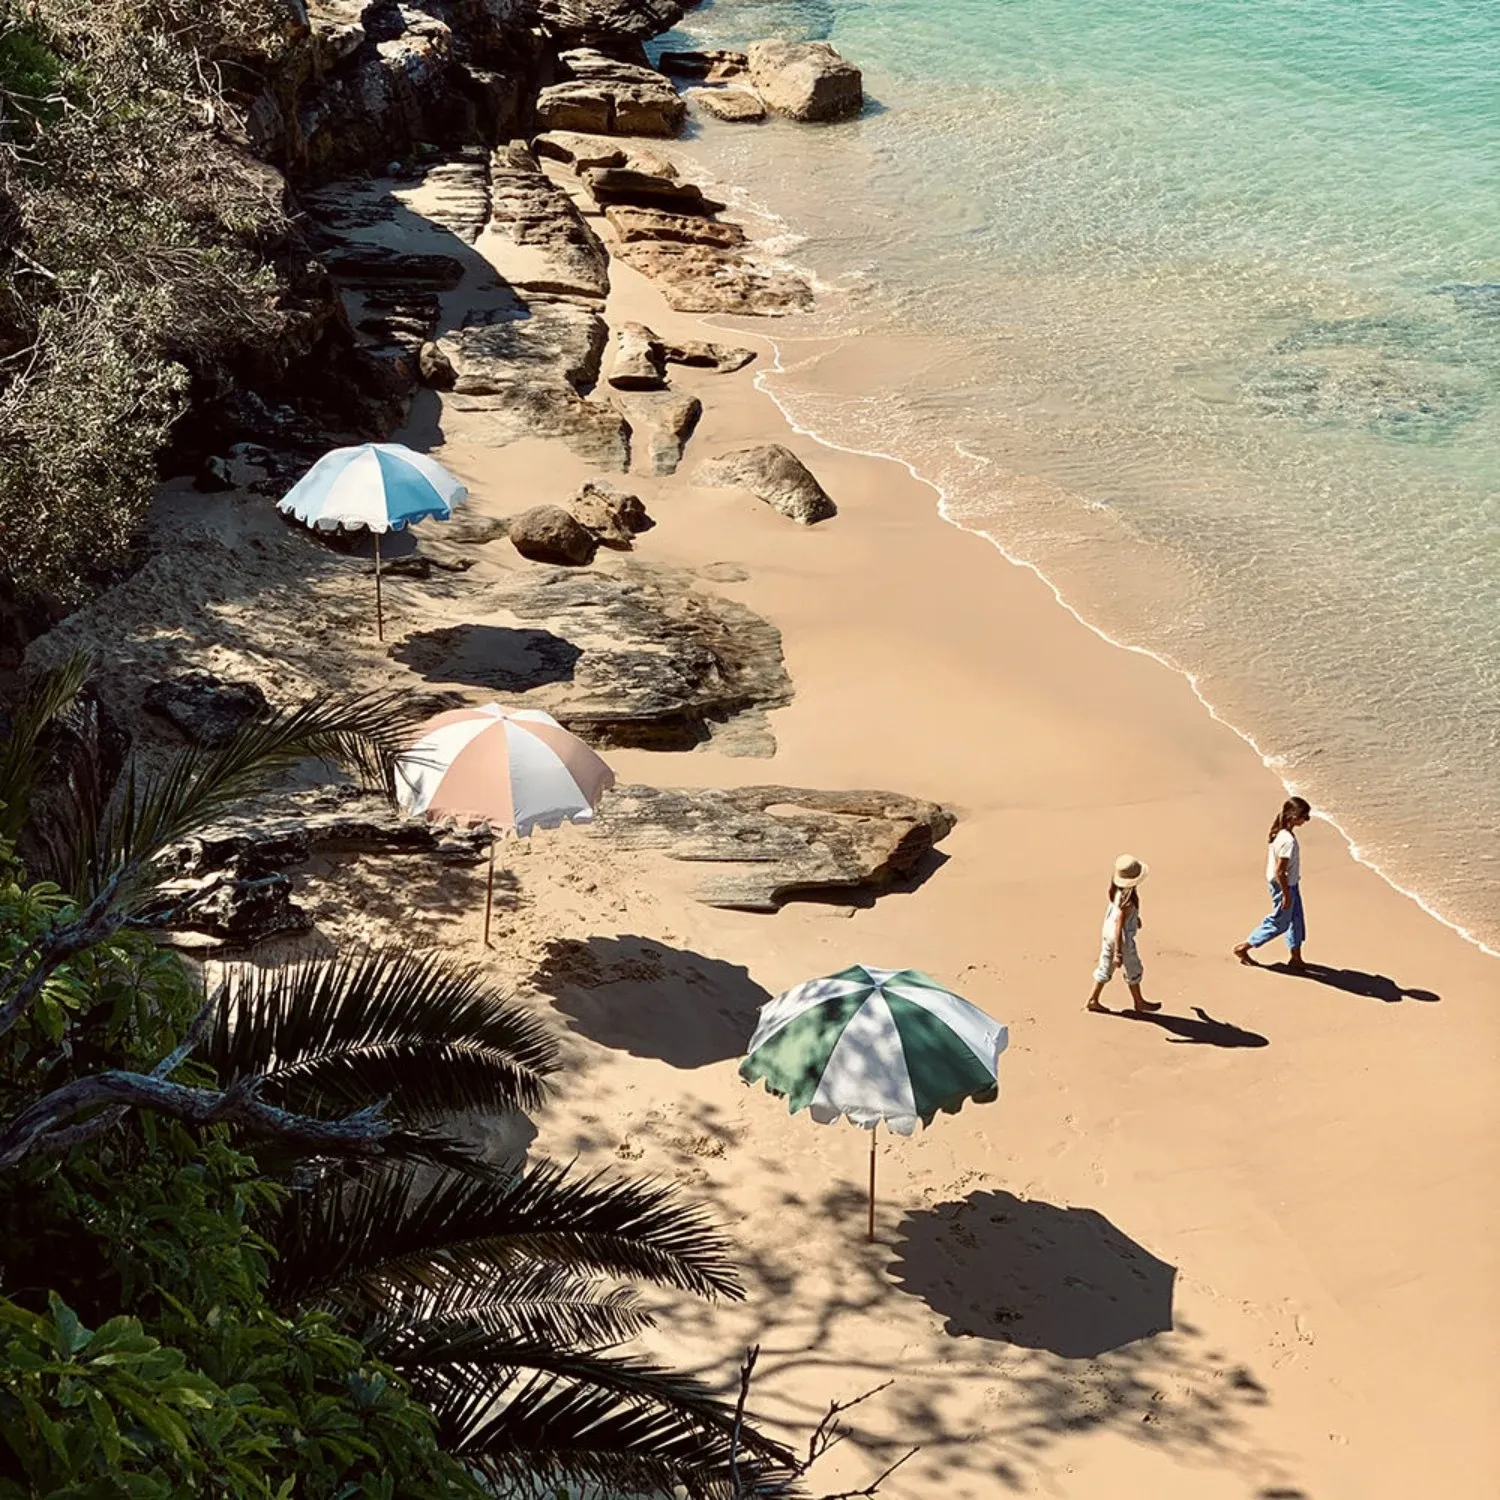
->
xmin=0 ymin=652 xmax=89 ymax=843
xmin=417 ymin=1351 xmax=798 ymax=1499
xmin=268 ymin=1159 xmax=744 ymax=1311
xmin=205 ymin=948 xmax=557 ymax=1123
xmin=371 ymin=1263 xmax=653 ymax=1351
xmin=48 ymin=691 xmax=415 ymax=907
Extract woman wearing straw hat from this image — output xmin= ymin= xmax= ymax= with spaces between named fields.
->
xmin=1086 ymin=855 xmax=1161 ymax=1014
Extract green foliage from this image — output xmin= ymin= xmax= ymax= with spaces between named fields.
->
xmin=0 ymin=24 xmax=63 ymax=140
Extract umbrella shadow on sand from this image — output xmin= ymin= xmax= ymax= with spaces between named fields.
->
xmin=532 ymin=934 xmax=770 ymax=1069
xmin=888 ymin=1191 xmax=1175 ymax=1358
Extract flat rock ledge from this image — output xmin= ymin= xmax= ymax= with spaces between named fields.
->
xmin=592 ymin=784 xmax=957 ymax=911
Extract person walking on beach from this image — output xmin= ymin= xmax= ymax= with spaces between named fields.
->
xmin=1087 ymin=855 xmax=1160 ymax=1014
xmin=1234 ymin=796 xmax=1312 ymax=970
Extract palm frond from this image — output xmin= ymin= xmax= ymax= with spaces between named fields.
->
xmin=49 ymin=691 xmax=415 ymax=906
xmin=0 ymin=652 xmax=89 ymax=843
xmin=205 ymin=948 xmax=558 ymax=1123
xmin=268 ymin=1158 xmax=744 ymax=1312
xmin=371 ymin=1263 xmax=653 ymax=1351
xmin=418 ymin=1350 xmax=798 ymax=1499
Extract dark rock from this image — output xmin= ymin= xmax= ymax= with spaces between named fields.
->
xmin=508 ymin=505 xmax=599 ymax=566
xmin=609 ymin=321 xmax=668 ymax=389
xmin=196 ymin=456 xmax=235 ymax=492
xmin=583 ymin=167 xmax=723 ymax=214
xmin=747 ymin=39 xmax=863 ymax=122
xmin=657 ymin=49 xmax=750 ymax=81
xmin=533 ymin=0 xmax=687 ymax=49
xmin=418 ymin=340 xmax=456 ymax=388
xmin=695 ymin=443 xmax=836 ymax=523
xmin=143 ymin=673 xmax=269 ymax=746
xmin=591 ymin=784 xmax=956 ymax=910
xmin=319 ymin=246 xmax=466 ymax=287
xmin=152 ymin=872 xmax=313 ymax=945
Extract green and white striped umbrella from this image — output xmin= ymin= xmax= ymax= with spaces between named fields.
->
xmin=740 ymin=965 xmax=1008 ymax=1137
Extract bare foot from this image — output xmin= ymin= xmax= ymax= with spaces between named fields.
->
xmin=1132 ymin=998 xmax=1162 ymax=1013
xmin=1286 ymin=957 xmax=1309 ymax=973
xmin=1233 ymin=943 xmax=1256 ymax=966
xmin=1086 ymin=998 xmax=1108 ymax=1013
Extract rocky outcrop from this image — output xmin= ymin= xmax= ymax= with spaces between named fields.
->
xmin=657 ymin=49 xmax=749 ymax=82
xmin=611 ymin=240 xmax=813 ymax=314
xmin=508 ymin=505 xmax=600 ymax=566
xmin=532 ymin=0 xmax=686 ymax=48
xmin=569 ymin=480 xmax=654 ymax=548
xmin=394 ymin=563 xmax=793 ymax=754
xmin=662 ymin=337 xmax=756 ymax=373
xmin=602 ymin=205 xmax=746 ymax=249
xmin=614 ymin=390 xmax=702 ymax=475
xmin=695 ymin=444 xmax=837 ymax=524
xmin=143 ymin=673 xmax=269 ymax=746
xmin=591 ymin=785 xmax=957 ymax=910
xmin=746 ymin=40 xmax=863 ymax=122
xmin=687 ymin=86 xmax=767 ymax=123
xmin=481 ymin=142 xmax=609 ymax=299
xmin=536 ymin=48 xmax=686 ymax=138
xmin=609 ymin=322 xmax=668 ymax=389
xmin=532 ymin=131 xmax=631 ymax=172
xmin=583 ymin=167 xmax=723 ymax=214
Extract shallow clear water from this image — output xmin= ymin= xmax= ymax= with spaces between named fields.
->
xmin=656 ymin=0 xmax=1500 ymax=952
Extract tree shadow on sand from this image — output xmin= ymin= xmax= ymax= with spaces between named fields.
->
xmin=389 ymin=624 xmax=582 ymax=691
xmin=1262 ymin=960 xmax=1440 ymax=1003
xmin=1114 ymin=1006 xmax=1270 ymax=1048
xmin=531 ymin=934 xmax=769 ymax=1068
xmin=888 ymin=1191 xmax=1175 ymax=1357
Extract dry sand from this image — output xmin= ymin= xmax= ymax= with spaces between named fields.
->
xmin=33 ymin=157 xmax=1500 ymax=1499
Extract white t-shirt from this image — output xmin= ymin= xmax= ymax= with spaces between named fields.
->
xmin=1267 ymin=828 xmax=1300 ymax=885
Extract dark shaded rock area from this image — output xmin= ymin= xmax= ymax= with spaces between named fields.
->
xmin=143 ymin=785 xmax=489 ymax=947
xmin=592 ymin=784 xmax=957 ymax=910
xmin=142 ymin=673 xmax=269 ymax=746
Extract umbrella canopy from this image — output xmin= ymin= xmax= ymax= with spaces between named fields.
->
xmin=741 ymin=965 xmax=1007 ymax=1137
xmin=396 ymin=704 xmax=614 ymax=837
xmin=277 ymin=442 xmax=467 ymax=533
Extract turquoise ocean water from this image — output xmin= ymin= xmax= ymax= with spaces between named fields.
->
xmin=655 ymin=0 xmax=1500 ymax=953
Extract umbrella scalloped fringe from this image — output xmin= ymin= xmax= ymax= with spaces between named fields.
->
xmin=414 ymin=806 xmax=598 ymax=838
xmin=739 ymin=1071 xmax=999 ymax=1137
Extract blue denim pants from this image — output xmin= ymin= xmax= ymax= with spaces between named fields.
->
xmin=1247 ymin=882 xmax=1305 ymax=951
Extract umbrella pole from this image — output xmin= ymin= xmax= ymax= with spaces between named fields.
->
xmin=374 ymin=531 xmax=384 ymax=641
xmin=483 ymin=835 xmax=496 ymax=947
xmin=867 ymin=1123 xmax=878 ymax=1242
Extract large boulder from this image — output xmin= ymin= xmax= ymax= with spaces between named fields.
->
xmin=143 ymin=672 xmax=269 ymax=746
xmin=532 ymin=131 xmax=630 ymax=171
xmin=583 ymin=167 xmax=722 ymax=214
xmin=695 ymin=444 xmax=836 ymax=524
xmin=662 ymin=337 xmax=756 ymax=373
xmin=609 ymin=322 xmax=668 ymax=389
xmin=746 ymin=40 xmax=863 ymax=122
xmin=532 ymin=0 xmax=685 ymax=48
xmin=536 ymin=51 xmax=686 ymax=138
xmin=508 ymin=505 xmax=599 ymax=566
xmin=569 ymin=480 xmax=655 ymax=548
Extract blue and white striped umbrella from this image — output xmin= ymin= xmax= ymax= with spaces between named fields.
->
xmin=278 ymin=443 xmax=468 ymax=638
xmin=277 ymin=442 xmax=467 ymax=533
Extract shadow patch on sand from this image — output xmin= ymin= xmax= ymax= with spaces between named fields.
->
xmin=532 ymin=933 xmax=769 ymax=1068
xmin=1265 ymin=960 xmax=1440 ymax=1003
xmin=1118 ymin=1006 xmax=1270 ymax=1048
xmin=888 ymin=1191 xmax=1175 ymax=1357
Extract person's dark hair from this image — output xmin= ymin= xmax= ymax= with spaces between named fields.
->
xmin=1268 ymin=796 xmax=1312 ymax=842
xmin=1107 ymin=881 xmax=1139 ymax=906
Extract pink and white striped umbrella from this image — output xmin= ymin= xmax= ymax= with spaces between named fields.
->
xmin=395 ymin=704 xmax=614 ymax=837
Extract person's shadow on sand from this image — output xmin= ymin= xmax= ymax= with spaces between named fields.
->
xmin=1263 ymin=961 xmax=1440 ymax=1004
xmin=1116 ymin=1006 xmax=1269 ymax=1048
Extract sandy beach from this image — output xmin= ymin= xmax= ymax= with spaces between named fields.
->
xmin=31 ymin=138 xmax=1500 ymax=1498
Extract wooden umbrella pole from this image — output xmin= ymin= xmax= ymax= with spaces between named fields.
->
xmin=483 ymin=835 xmax=496 ymax=947
xmin=374 ymin=530 xmax=384 ymax=641
xmin=867 ymin=1123 xmax=878 ymax=1242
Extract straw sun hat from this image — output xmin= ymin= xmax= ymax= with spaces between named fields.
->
xmin=1112 ymin=854 xmax=1149 ymax=889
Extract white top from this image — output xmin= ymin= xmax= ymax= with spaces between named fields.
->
xmin=1101 ymin=894 xmax=1141 ymax=941
xmin=1267 ymin=828 xmax=1301 ymax=885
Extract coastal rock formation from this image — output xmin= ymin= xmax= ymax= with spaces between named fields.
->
xmin=143 ymin=673 xmax=269 ymax=747
xmin=687 ymin=86 xmax=768 ymax=123
xmin=591 ymin=785 xmax=957 ymax=910
xmin=602 ymin=205 xmax=746 ymax=249
xmin=609 ymin=322 xmax=668 ymax=389
xmin=532 ymin=131 xmax=630 ymax=172
xmin=658 ymin=49 xmax=750 ymax=82
xmin=508 ymin=505 xmax=600 ymax=566
xmin=746 ymin=40 xmax=863 ymax=122
xmin=396 ymin=564 xmax=793 ymax=753
xmin=695 ymin=444 xmax=837 ymax=523
xmin=610 ymin=240 xmax=813 ymax=314
xmin=583 ymin=168 xmax=723 ymax=215
xmin=481 ymin=142 xmax=610 ymax=300
xmin=532 ymin=0 xmax=686 ymax=48
xmin=615 ymin=390 xmax=703 ymax=476
xmin=662 ymin=337 xmax=756 ymax=373
xmin=536 ymin=49 xmax=686 ymax=138
xmin=569 ymin=481 xmax=655 ymax=548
